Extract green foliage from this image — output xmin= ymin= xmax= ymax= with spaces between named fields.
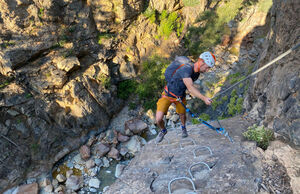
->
xmin=97 ymin=74 xmax=111 ymax=88
xmin=185 ymin=0 xmax=244 ymax=56
xmin=25 ymin=93 xmax=32 ymax=99
xmin=199 ymin=113 xmax=210 ymax=121
xmin=116 ymin=56 xmax=169 ymax=110
xmin=98 ymin=33 xmax=114 ymax=45
xmin=239 ymin=83 xmax=244 ymax=88
xmin=216 ymin=0 xmax=243 ymax=25
xmin=117 ymin=80 xmax=138 ymax=100
xmin=136 ymin=56 xmax=169 ymax=110
xmin=243 ymin=124 xmax=274 ymax=150
xmin=158 ymin=11 xmax=179 ymax=39
xmin=258 ymin=0 xmax=273 ymax=13
xmin=227 ymin=95 xmax=237 ymax=115
xmin=143 ymin=7 xmax=157 ymax=23
xmin=176 ymin=19 xmax=185 ymax=37
xmin=227 ymin=72 xmax=246 ymax=85
xmin=0 ymin=40 xmax=15 ymax=49
xmin=129 ymin=102 xmax=137 ymax=110
xmin=231 ymin=89 xmax=237 ymax=97
xmin=0 ymin=80 xmax=10 ymax=88
xmin=218 ymin=115 xmax=228 ymax=120
xmin=221 ymin=95 xmax=228 ymax=102
xmin=211 ymin=100 xmax=218 ymax=110
xmin=192 ymin=118 xmax=201 ymax=124
xmin=183 ymin=0 xmax=200 ymax=7
xmin=38 ymin=8 xmax=44 ymax=18
xmin=211 ymin=95 xmax=228 ymax=110
xmin=192 ymin=113 xmax=210 ymax=124
xmin=236 ymin=97 xmax=244 ymax=113
xmin=247 ymin=65 xmax=255 ymax=75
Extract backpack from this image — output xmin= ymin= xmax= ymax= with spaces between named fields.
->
xmin=165 ymin=56 xmax=192 ymax=83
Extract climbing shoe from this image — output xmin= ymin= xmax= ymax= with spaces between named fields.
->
xmin=156 ymin=129 xmax=167 ymax=143
xmin=182 ymin=128 xmax=188 ymax=138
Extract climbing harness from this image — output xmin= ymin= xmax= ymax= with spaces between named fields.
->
xmin=212 ymin=43 xmax=300 ymax=99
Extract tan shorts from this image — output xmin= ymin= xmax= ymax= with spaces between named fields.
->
xmin=156 ymin=94 xmax=187 ymax=115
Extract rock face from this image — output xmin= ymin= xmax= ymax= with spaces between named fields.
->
xmin=105 ymin=117 xmax=274 ymax=193
xmin=247 ymin=0 xmax=300 ymax=146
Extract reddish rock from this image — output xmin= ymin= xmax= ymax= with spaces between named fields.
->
xmin=125 ymin=118 xmax=148 ymax=135
xmin=117 ymin=133 xmax=130 ymax=142
xmin=221 ymin=34 xmax=231 ymax=47
xmin=107 ymin=147 xmax=120 ymax=160
xmin=79 ymin=145 xmax=90 ymax=160
xmin=94 ymin=143 xmax=110 ymax=157
xmin=16 ymin=183 xmax=38 ymax=194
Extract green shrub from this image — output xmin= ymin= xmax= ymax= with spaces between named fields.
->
xmin=129 ymin=102 xmax=137 ymax=110
xmin=199 ymin=113 xmax=210 ymax=121
xmin=191 ymin=113 xmax=210 ymax=124
xmin=0 ymin=80 xmax=10 ymax=88
xmin=143 ymin=7 xmax=157 ymax=23
xmin=158 ymin=11 xmax=179 ymax=39
xmin=227 ymin=96 xmax=237 ymax=115
xmin=136 ymin=56 xmax=169 ymax=110
xmin=211 ymin=100 xmax=218 ymax=110
xmin=221 ymin=95 xmax=228 ymax=102
xmin=236 ymin=97 xmax=244 ymax=113
xmin=97 ymin=74 xmax=111 ymax=88
xmin=38 ymin=8 xmax=44 ymax=18
xmin=243 ymin=124 xmax=274 ymax=150
xmin=231 ymin=89 xmax=237 ymax=97
xmin=117 ymin=79 xmax=138 ymax=100
xmin=192 ymin=118 xmax=201 ymax=124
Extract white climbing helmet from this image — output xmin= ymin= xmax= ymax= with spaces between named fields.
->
xmin=199 ymin=51 xmax=216 ymax=68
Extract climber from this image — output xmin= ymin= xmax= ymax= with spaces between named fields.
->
xmin=155 ymin=52 xmax=216 ymax=143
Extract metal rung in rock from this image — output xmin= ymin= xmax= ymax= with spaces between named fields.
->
xmin=193 ymin=146 xmax=213 ymax=158
xmin=189 ymin=162 xmax=212 ymax=180
xmin=168 ymin=177 xmax=197 ymax=194
xmin=179 ymin=138 xmax=196 ymax=149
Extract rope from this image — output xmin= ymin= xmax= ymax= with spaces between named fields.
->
xmin=212 ymin=43 xmax=300 ymax=100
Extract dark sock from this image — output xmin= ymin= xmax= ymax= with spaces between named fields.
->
xmin=181 ymin=125 xmax=186 ymax=130
xmin=161 ymin=128 xmax=167 ymax=134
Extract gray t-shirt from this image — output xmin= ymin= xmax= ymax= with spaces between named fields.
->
xmin=164 ymin=56 xmax=200 ymax=98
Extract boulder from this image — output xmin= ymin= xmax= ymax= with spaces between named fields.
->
xmin=125 ymin=118 xmax=148 ymax=135
xmin=65 ymin=175 xmax=82 ymax=191
xmin=94 ymin=143 xmax=110 ymax=157
xmin=117 ymin=133 xmax=130 ymax=142
xmin=16 ymin=183 xmax=38 ymax=194
xmin=115 ymin=164 xmax=126 ymax=178
xmin=121 ymin=135 xmax=146 ymax=155
xmin=79 ymin=145 xmax=90 ymax=160
xmin=89 ymin=178 xmax=101 ymax=188
xmin=107 ymin=147 xmax=120 ymax=160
